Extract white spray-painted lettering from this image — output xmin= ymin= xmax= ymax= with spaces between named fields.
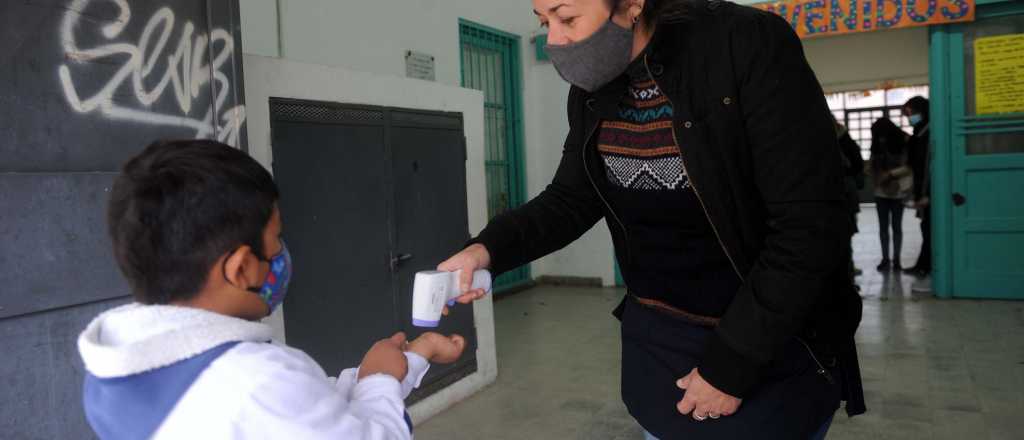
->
xmin=58 ymin=0 xmax=246 ymax=146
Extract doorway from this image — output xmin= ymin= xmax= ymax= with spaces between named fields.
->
xmin=458 ymin=19 xmax=531 ymax=292
xmin=932 ymin=1 xmax=1024 ymax=299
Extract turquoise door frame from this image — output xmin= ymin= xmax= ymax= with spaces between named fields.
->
xmin=931 ymin=0 xmax=1024 ymax=299
xmin=458 ymin=19 xmax=532 ymax=292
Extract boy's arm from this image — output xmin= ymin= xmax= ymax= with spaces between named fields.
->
xmin=401 ymin=352 xmax=430 ymax=397
xmin=337 ymin=351 xmax=430 ymax=399
xmin=238 ymin=347 xmax=415 ymax=440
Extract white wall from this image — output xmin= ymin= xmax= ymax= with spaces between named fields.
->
xmin=243 ymin=54 xmax=496 ymax=424
xmin=238 ymin=0 xmax=279 ymax=58
xmin=522 ymin=62 xmax=616 ymax=283
xmin=804 ymin=27 xmax=929 ymax=92
xmin=239 ymin=0 xmax=618 ymax=285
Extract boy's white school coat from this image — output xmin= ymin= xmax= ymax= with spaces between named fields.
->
xmin=78 ymin=303 xmax=429 ymax=439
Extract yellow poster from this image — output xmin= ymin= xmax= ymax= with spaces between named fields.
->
xmin=975 ymin=33 xmax=1024 ymax=115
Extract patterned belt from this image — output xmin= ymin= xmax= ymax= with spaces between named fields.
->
xmin=630 ymin=294 xmax=721 ymax=327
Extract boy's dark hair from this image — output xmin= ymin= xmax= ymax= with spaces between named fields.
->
xmin=108 ymin=140 xmax=279 ymax=304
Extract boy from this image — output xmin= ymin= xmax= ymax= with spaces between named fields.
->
xmin=78 ymin=140 xmax=464 ymax=439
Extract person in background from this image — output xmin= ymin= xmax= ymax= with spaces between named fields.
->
xmin=902 ymin=96 xmax=932 ymax=278
xmin=834 ymin=114 xmax=865 ymax=278
xmin=869 ymin=118 xmax=913 ymax=272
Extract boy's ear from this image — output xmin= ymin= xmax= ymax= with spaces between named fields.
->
xmin=223 ymin=245 xmax=257 ymax=290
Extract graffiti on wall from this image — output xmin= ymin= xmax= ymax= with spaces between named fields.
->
xmin=57 ymin=0 xmax=246 ymax=146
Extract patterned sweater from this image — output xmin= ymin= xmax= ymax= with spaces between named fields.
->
xmin=598 ymin=77 xmax=687 ymax=190
xmin=597 ymin=61 xmax=741 ymax=320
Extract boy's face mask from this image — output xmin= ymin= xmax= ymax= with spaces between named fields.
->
xmin=908 ymin=114 xmax=923 ymax=126
xmin=248 ymin=239 xmax=292 ymax=314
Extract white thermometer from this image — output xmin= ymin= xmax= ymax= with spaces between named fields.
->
xmin=411 ymin=270 xmax=492 ymax=327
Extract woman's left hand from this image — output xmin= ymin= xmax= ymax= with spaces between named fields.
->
xmin=676 ymin=368 xmax=742 ymax=421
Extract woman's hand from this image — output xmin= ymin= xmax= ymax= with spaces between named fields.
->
xmin=437 ymin=244 xmax=492 ymax=310
xmin=676 ymin=368 xmax=742 ymax=421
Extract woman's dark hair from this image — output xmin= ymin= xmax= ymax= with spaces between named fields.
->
xmin=108 ymin=139 xmax=279 ymax=304
xmin=614 ymin=0 xmax=693 ymax=27
xmin=902 ymin=96 xmax=929 ymax=122
xmin=870 ymin=117 xmax=908 ymax=170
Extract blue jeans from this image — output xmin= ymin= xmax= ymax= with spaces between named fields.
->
xmin=809 ymin=415 xmax=834 ymax=440
xmin=876 ymin=197 xmax=905 ymax=262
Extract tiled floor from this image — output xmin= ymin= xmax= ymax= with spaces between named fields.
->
xmin=417 ymin=207 xmax=1024 ymax=439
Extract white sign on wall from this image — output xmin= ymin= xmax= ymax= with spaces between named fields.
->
xmin=405 ymin=50 xmax=436 ymax=82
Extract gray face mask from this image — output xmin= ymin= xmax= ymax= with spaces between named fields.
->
xmin=545 ymin=17 xmax=634 ymax=92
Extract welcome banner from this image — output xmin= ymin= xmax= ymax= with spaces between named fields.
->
xmin=752 ymin=0 xmax=976 ymax=39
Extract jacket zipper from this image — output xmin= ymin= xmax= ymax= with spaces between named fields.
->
xmin=644 ymin=54 xmax=744 ymax=282
xmin=581 ymin=121 xmax=632 ymax=267
xmin=797 ymin=337 xmax=836 ymax=384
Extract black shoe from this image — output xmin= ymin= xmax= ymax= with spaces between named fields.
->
xmin=904 ymin=266 xmax=928 ymax=278
xmin=877 ymin=260 xmax=891 ymax=272
xmin=893 ymin=262 xmax=903 ymax=271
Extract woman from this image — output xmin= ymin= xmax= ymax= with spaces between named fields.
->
xmin=902 ymin=96 xmax=931 ymax=277
xmin=441 ymin=0 xmax=865 ymax=438
xmin=869 ymin=117 xmax=913 ymax=272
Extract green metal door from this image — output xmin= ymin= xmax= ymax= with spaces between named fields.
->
xmin=458 ymin=19 xmax=531 ymax=291
xmin=932 ymin=0 xmax=1024 ymax=299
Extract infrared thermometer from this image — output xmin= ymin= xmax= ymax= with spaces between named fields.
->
xmin=411 ymin=270 xmax=492 ymax=327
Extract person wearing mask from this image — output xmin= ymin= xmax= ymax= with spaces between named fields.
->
xmin=902 ymin=96 xmax=931 ymax=277
xmin=438 ymin=1 xmax=865 ymax=438
xmin=869 ymin=118 xmax=913 ymax=272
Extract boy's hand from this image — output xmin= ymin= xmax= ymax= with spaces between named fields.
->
xmin=358 ymin=332 xmax=409 ymax=381
xmin=408 ymin=332 xmax=466 ymax=364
